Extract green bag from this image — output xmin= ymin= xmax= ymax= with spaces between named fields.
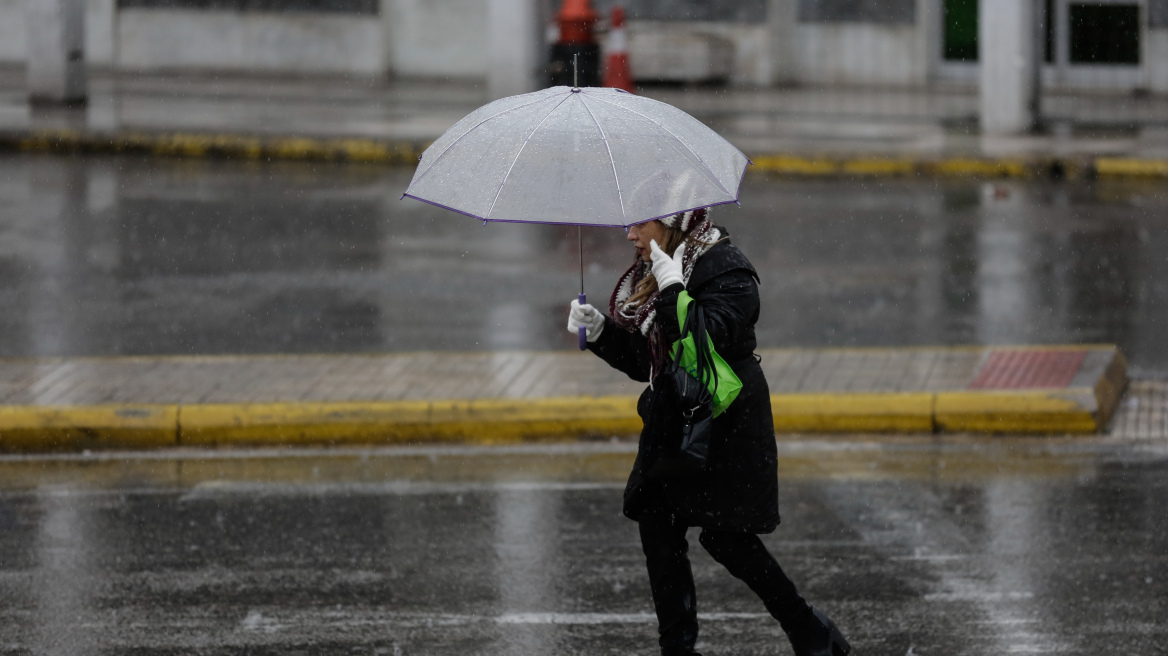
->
xmin=670 ymin=291 xmax=742 ymax=417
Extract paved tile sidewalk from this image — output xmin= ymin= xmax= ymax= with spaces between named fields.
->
xmin=1109 ymin=380 xmax=1168 ymax=439
xmin=0 ymin=346 xmax=1121 ymax=406
xmin=2 ymin=67 xmax=1168 ymax=163
xmin=0 ymin=345 xmax=1134 ymax=452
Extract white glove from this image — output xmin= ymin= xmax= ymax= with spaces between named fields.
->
xmin=649 ymin=239 xmax=686 ymax=289
xmin=567 ymin=299 xmax=605 ymax=342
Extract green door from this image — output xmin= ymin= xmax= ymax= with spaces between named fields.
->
xmin=943 ymin=0 xmax=979 ymax=61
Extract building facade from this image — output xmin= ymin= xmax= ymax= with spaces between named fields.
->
xmin=0 ymin=0 xmax=1165 ymax=92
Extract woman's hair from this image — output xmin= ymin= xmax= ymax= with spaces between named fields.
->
xmin=622 ymin=221 xmax=718 ymax=310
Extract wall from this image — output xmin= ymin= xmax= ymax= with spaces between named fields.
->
xmin=0 ymin=0 xmax=115 ymax=66
xmin=623 ymin=20 xmax=774 ymax=86
xmin=0 ymin=0 xmax=23 ymax=62
xmin=116 ymin=9 xmax=383 ymax=73
xmin=387 ymin=0 xmax=487 ymax=78
xmin=791 ymin=0 xmax=929 ymax=86
xmin=793 ymin=22 xmax=927 ymax=85
xmin=0 ymin=0 xmax=382 ymax=74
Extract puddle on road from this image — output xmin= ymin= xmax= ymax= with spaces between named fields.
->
xmin=0 ymin=434 xmax=1157 ymax=493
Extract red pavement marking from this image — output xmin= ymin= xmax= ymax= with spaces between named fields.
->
xmin=968 ymin=350 xmax=1087 ymax=390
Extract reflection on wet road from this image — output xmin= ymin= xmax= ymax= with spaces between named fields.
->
xmin=0 ymin=155 xmax=1165 ymax=375
xmin=0 ymin=437 xmax=1165 ymax=655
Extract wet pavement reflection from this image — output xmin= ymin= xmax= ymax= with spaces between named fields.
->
xmin=0 ymin=154 xmax=1165 ymax=376
xmin=0 ymin=437 xmax=1165 ymax=655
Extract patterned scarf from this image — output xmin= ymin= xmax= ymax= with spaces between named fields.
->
xmin=609 ymin=211 xmax=721 ymax=373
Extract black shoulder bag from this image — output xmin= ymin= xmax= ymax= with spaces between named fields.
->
xmin=650 ymin=302 xmax=717 ymax=480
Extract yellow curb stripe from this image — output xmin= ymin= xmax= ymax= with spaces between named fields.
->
xmin=178 ymin=397 xmax=642 ymax=447
xmin=0 ymin=391 xmax=1105 ymax=453
xmin=922 ymin=158 xmax=1032 ymax=178
xmin=0 ymin=404 xmax=178 ymax=452
xmin=4 ymin=130 xmax=1162 ymax=181
xmin=934 ymin=389 xmax=1100 ymax=434
xmin=748 ymin=155 xmax=1041 ymax=178
xmin=428 ymin=397 xmax=641 ymax=443
xmin=2 ymin=129 xmax=424 ymax=165
xmin=751 ymin=155 xmax=840 ymax=175
xmin=771 ymin=393 xmax=934 ymax=433
xmin=180 ymin=401 xmax=435 ymax=446
xmin=1094 ymin=158 xmax=1168 ymax=178
xmin=840 ymin=158 xmax=917 ymax=176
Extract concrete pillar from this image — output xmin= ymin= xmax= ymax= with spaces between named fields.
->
xmin=488 ymin=0 xmax=546 ymax=99
xmin=1150 ymin=29 xmax=1168 ymax=93
xmin=27 ymin=0 xmax=87 ymax=105
xmin=767 ymin=0 xmax=798 ymax=86
xmin=979 ymin=0 xmax=1039 ymax=134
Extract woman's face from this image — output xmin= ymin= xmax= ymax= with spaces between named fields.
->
xmin=627 ymin=220 xmax=667 ymax=262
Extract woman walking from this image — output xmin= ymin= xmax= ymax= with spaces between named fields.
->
xmin=567 ymin=208 xmax=851 ymax=656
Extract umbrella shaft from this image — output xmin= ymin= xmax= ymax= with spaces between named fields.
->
xmin=578 ymin=225 xmax=584 ymax=295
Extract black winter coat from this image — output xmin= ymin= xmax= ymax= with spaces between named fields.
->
xmin=590 ymin=234 xmax=779 ymax=533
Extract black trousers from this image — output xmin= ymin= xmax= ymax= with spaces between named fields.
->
xmin=639 ymin=518 xmax=812 ymax=654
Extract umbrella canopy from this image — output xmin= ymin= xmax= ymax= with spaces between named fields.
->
xmin=403 ymin=86 xmax=750 ymax=227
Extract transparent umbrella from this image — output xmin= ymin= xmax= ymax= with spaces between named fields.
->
xmin=402 ymin=84 xmax=751 ymax=348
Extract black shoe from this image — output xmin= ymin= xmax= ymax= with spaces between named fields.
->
xmin=787 ymin=607 xmax=851 ymax=656
xmin=661 ymin=648 xmax=702 ymax=656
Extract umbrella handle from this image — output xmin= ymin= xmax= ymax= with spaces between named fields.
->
xmin=578 ymin=293 xmax=588 ymax=351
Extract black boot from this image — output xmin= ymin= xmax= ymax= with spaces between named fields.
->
xmin=785 ymin=606 xmax=851 ymax=656
xmin=640 ymin=520 xmax=701 ymax=656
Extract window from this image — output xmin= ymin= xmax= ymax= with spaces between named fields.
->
xmin=1069 ymin=3 xmax=1140 ymax=64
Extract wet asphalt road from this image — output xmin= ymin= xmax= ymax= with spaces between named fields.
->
xmin=1 ymin=154 xmax=1166 ymax=376
xmin=0 ymin=436 xmax=1166 ymax=655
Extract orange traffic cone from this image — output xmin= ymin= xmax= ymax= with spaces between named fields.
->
xmin=603 ymin=6 xmax=634 ymax=93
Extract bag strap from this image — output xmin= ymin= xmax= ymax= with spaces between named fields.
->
xmin=692 ymin=304 xmax=719 ymax=396
xmin=672 ymin=295 xmax=720 ymax=397
xmin=671 ymin=304 xmax=694 ymax=370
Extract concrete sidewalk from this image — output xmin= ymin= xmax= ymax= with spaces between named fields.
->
xmin=1 ymin=67 xmax=1167 ymax=177
xmin=0 ymin=345 xmax=1141 ymax=453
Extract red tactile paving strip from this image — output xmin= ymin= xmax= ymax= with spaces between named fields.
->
xmin=968 ymin=350 xmax=1088 ymax=390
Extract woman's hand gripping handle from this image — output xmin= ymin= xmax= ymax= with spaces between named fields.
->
xmin=568 ymin=298 xmax=604 ymax=348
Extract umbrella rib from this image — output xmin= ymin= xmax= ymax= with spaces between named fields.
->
xmin=484 ymin=93 xmax=574 ymax=221
xmin=587 ymin=94 xmax=739 ymax=201
xmin=410 ymin=91 xmax=559 ymax=190
xmin=578 ymin=95 xmax=628 ymax=225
